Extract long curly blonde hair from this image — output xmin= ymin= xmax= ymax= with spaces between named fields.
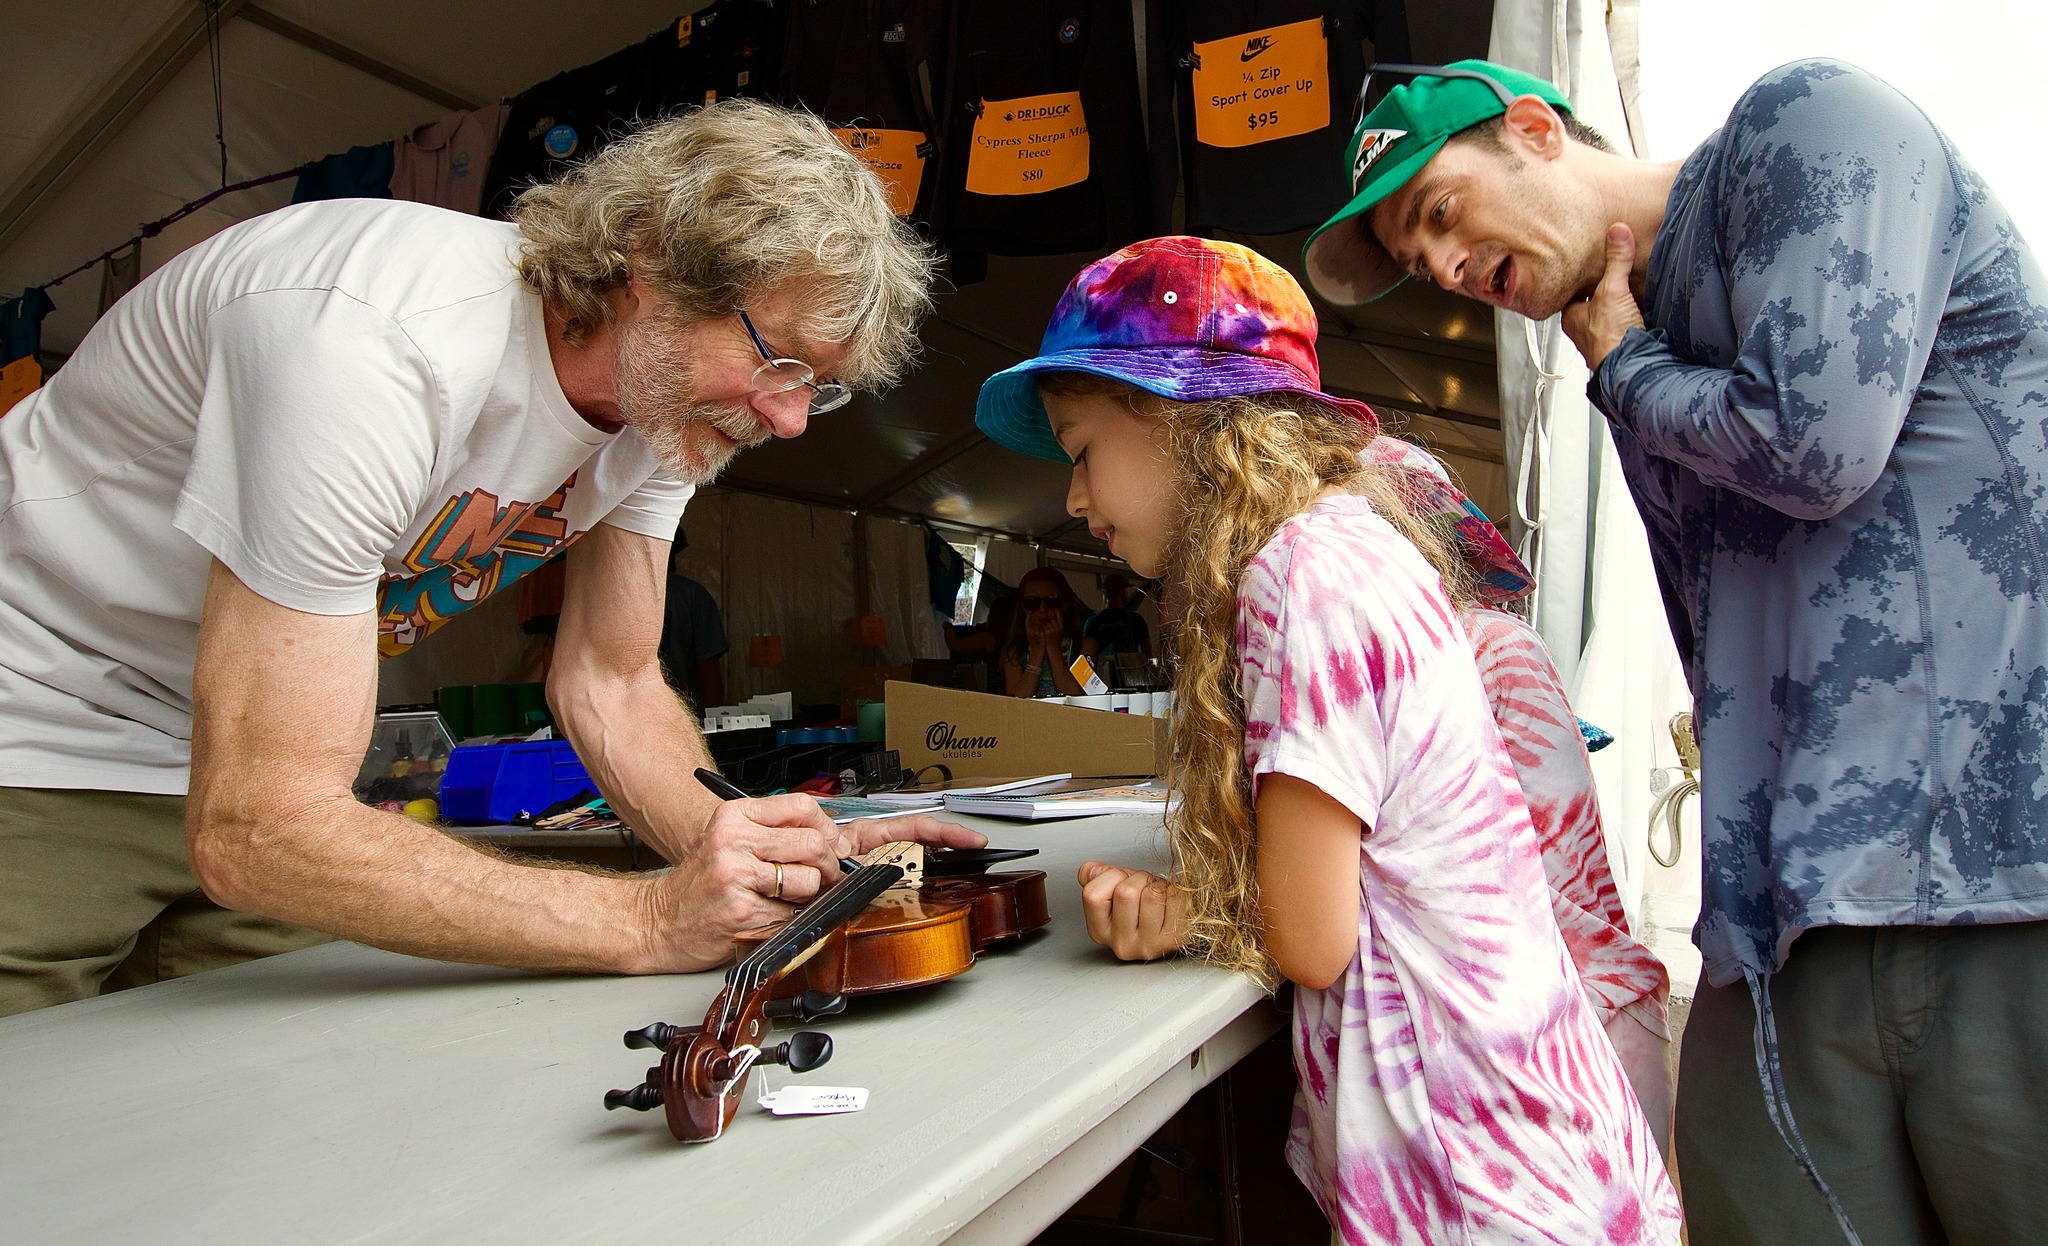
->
xmin=1039 ymin=373 xmax=1475 ymax=983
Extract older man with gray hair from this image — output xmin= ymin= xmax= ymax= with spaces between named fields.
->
xmin=0 ymin=100 xmax=979 ymax=1017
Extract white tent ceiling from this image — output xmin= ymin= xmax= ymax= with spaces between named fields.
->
xmin=0 ymin=0 xmax=1503 ymax=558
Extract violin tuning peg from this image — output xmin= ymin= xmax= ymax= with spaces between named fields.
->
xmin=623 ymin=1021 xmax=699 ymax=1050
xmin=604 ymin=1080 xmax=665 ymax=1112
xmin=782 ymin=1030 xmax=834 ymax=1074
xmin=763 ymin=990 xmax=847 ymax=1023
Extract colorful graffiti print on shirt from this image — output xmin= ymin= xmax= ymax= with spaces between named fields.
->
xmin=376 ymin=474 xmax=581 ymax=656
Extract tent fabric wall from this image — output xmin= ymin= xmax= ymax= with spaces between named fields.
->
xmin=1488 ymin=0 xmax=1701 ymax=992
xmin=981 ymin=536 xmax=1045 ymax=595
xmin=375 ymin=582 xmax=545 ymax=708
xmin=862 ymin=513 xmax=950 ymax=670
xmin=694 ymin=491 xmax=854 ymax=707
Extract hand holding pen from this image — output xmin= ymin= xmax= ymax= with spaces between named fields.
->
xmin=693 ymin=767 xmax=987 ymax=881
xmin=693 ymin=768 xmax=861 ymax=873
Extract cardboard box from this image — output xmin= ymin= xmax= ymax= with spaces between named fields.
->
xmin=841 ymin=664 xmax=913 ymax=719
xmin=885 ymin=681 xmax=1167 ymax=779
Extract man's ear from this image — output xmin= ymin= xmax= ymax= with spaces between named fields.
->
xmin=619 ymin=273 xmax=650 ymax=316
xmin=1501 ymin=95 xmax=1568 ymax=161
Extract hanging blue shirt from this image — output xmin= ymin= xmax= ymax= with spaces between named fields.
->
xmin=291 ymin=143 xmax=396 ymax=204
xmin=1 ymin=288 xmax=55 ymax=365
xmin=1592 ymin=60 xmax=2048 ymax=989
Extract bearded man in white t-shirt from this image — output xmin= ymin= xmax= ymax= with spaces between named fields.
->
xmin=0 ymin=100 xmax=983 ymax=1017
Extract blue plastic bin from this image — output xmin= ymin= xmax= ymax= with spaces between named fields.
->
xmin=775 ymin=726 xmax=860 ymax=746
xmin=438 ymin=740 xmax=594 ymax=824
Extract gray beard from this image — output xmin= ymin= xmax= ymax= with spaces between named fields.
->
xmin=614 ymin=319 xmax=772 ymax=484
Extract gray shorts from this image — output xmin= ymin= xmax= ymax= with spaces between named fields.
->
xmin=1676 ymin=921 xmax=2048 ymax=1246
xmin=0 ymin=787 xmax=328 ymax=1018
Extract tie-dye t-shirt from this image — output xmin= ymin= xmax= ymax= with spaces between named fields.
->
xmin=1461 ymin=605 xmax=1669 ymax=1037
xmin=1594 ymin=61 xmax=2048 ymax=986
xmin=1237 ymin=494 xmax=1679 ymax=1245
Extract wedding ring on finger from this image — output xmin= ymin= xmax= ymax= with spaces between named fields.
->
xmin=773 ymin=862 xmax=785 ymax=900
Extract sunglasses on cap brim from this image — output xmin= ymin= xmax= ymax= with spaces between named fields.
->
xmin=1352 ymin=62 xmax=1519 ymax=128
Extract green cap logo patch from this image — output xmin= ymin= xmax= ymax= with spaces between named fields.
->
xmin=1350 ymin=129 xmax=1408 ymax=192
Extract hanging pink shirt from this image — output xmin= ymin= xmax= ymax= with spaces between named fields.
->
xmin=1237 ymin=494 xmax=1679 ymax=1245
xmin=390 ymin=104 xmax=512 ymax=216
xmin=1460 ymin=605 xmax=1670 ymax=1039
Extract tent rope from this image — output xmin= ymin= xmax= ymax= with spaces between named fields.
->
xmin=33 ymin=166 xmax=299 ymax=294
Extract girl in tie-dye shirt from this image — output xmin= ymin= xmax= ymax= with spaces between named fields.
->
xmin=974 ymin=237 xmax=1680 ymax=1245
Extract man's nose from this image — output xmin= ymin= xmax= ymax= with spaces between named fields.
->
xmin=752 ymin=390 xmax=810 ymax=439
xmin=1424 ymin=242 xmax=1467 ymax=291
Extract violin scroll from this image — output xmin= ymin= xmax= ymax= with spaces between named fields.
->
xmin=602 ymin=857 xmax=907 ymax=1142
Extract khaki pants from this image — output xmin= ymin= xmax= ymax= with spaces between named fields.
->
xmin=1676 ymin=922 xmax=2048 ymax=1246
xmin=0 ymin=787 xmax=329 ymax=1018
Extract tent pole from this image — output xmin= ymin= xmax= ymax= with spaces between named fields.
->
xmin=851 ymin=514 xmax=872 ymax=618
xmin=240 ymin=6 xmax=481 ymax=113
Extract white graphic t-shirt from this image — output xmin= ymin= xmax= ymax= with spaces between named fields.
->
xmin=0 ymin=199 xmax=692 ymax=793
xmin=1235 ymin=494 xmax=1680 ymax=1245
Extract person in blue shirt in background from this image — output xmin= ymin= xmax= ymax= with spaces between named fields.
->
xmin=1303 ymin=58 xmax=2048 ymax=1245
xmin=658 ymin=526 xmax=728 ymax=711
xmin=1080 ymin=573 xmax=1152 ymax=668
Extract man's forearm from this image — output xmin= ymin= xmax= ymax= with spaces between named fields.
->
xmin=189 ymin=792 xmax=660 ymax=973
xmin=552 ymin=664 xmax=723 ymax=862
xmin=1594 ymin=330 xmax=1902 ymax=522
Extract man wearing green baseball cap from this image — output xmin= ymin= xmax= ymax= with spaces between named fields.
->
xmin=1305 ymin=57 xmax=2048 ymax=1246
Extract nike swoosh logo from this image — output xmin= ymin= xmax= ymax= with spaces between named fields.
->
xmin=1241 ymin=37 xmax=1274 ymax=62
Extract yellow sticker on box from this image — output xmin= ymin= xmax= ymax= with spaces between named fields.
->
xmin=832 ymin=127 xmax=927 ymax=217
xmin=1191 ymin=18 xmax=1330 ymax=148
xmin=965 ymin=91 xmax=1090 ymax=196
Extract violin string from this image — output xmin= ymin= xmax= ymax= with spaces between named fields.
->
xmin=714 ymin=862 xmax=905 ymax=1036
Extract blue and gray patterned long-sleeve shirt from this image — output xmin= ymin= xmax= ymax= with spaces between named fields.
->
xmin=1592 ymin=60 xmax=2048 ymax=989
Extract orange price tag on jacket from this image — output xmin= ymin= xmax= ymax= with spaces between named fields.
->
xmin=1190 ymin=18 xmax=1330 ymax=149
xmin=832 ymin=127 xmax=927 ymax=217
xmin=0 ymin=355 xmax=42 ymax=416
xmin=965 ymin=91 xmax=1090 ymax=196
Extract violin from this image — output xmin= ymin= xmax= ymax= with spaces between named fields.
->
xmin=601 ymin=846 xmax=1052 ymax=1143
xmin=730 ymin=845 xmax=1050 ymax=1001
xmin=602 ymin=852 xmax=909 ymax=1142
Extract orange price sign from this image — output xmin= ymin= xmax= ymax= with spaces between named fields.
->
xmin=832 ymin=127 xmax=927 ymax=217
xmin=1191 ymin=18 xmax=1330 ymax=149
xmin=964 ymin=91 xmax=1090 ymax=196
xmin=0 ymin=355 xmax=42 ymax=417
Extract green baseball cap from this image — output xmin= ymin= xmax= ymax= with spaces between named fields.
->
xmin=1302 ymin=60 xmax=1571 ymax=306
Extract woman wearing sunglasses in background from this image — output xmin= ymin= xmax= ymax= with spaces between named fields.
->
xmin=1000 ymin=567 xmax=1088 ymax=698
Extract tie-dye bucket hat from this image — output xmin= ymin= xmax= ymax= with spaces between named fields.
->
xmin=974 ymin=236 xmax=1379 ymax=463
xmin=1364 ymin=436 xmax=1533 ymax=606
xmin=975 ymin=234 xmax=1532 ymax=606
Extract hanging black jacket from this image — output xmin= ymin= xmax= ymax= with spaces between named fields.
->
xmin=780 ymin=0 xmax=949 ymax=228
xmin=940 ymin=0 xmax=1150 ymax=281
xmin=1158 ymin=0 xmax=1407 ymax=236
xmin=481 ymin=4 xmax=784 ymax=220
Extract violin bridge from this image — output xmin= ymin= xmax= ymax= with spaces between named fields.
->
xmin=858 ymin=840 xmax=927 ymax=890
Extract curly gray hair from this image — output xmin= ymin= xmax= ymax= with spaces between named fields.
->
xmin=512 ymin=99 xmax=936 ymax=390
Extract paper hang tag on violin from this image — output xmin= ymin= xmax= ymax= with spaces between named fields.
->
xmin=756 ymin=1085 xmax=869 ymax=1116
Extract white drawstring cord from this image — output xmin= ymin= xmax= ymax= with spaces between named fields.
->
xmin=1512 ymin=316 xmax=1566 ymax=567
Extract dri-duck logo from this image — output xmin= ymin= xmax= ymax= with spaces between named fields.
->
xmin=924 ymin=721 xmax=998 ymax=753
